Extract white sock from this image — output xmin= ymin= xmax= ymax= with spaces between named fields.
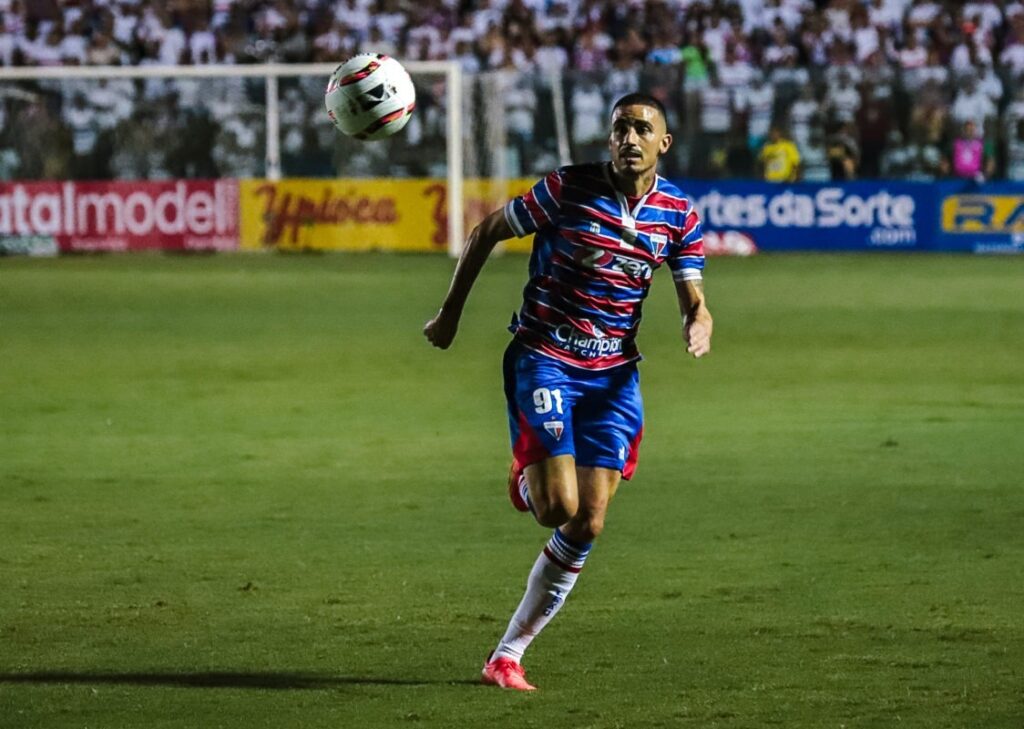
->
xmin=518 ymin=474 xmax=536 ymax=516
xmin=492 ymin=529 xmax=593 ymax=663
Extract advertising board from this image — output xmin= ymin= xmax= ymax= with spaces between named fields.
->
xmin=0 ymin=180 xmax=238 ymax=254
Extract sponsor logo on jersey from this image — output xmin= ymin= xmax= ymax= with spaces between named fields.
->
xmin=553 ymin=322 xmax=623 ymax=358
xmin=543 ymin=421 xmax=565 ymax=440
xmin=573 ymin=246 xmax=653 ymax=280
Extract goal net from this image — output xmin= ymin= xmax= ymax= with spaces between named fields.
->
xmin=0 ymin=62 xmax=473 ymax=254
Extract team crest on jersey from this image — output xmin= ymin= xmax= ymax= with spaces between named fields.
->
xmin=650 ymin=232 xmax=668 ymax=257
xmin=543 ymin=421 xmax=565 ymax=440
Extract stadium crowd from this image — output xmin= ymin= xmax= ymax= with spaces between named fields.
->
xmin=3 ymin=0 xmax=1024 ymax=181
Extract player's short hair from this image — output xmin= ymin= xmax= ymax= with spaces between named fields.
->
xmin=611 ymin=93 xmax=668 ymax=124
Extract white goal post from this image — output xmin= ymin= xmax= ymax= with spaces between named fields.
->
xmin=0 ymin=61 xmax=464 ymax=255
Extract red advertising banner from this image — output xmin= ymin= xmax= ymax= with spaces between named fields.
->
xmin=0 ymin=180 xmax=239 ymax=254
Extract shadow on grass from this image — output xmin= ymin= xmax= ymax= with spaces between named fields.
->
xmin=0 ymin=671 xmax=479 ymax=689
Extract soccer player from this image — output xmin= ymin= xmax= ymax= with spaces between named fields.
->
xmin=424 ymin=93 xmax=712 ymax=691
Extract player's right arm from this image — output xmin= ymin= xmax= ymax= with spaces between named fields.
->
xmin=423 ymin=208 xmax=514 ymax=350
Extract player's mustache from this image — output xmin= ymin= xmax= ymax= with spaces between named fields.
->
xmin=619 ymin=146 xmax=642 ymax=157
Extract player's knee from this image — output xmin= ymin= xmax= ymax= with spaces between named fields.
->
xmin=530 ymin=486 xmax=579 ymax=528
xmin=526 ymin=469 xmax=579 ymax=527
xmin=532 ymin=498 xmax=577 ymax=528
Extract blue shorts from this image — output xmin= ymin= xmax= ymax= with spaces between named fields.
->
xmin=502 ymin=341 xmax=644 ymax=479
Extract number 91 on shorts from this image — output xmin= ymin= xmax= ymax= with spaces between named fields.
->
xmin=502 ymin=342 xmax=645 ymax=480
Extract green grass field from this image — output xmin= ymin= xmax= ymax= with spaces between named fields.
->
xmin=1 ymin=253 xmax=1022 ymax=728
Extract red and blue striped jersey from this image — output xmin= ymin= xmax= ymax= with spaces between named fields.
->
xmin=503 ymin=162 xmax=705 ymax=370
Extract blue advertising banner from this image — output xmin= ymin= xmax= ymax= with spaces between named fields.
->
xmin=671 ymin=180 xmax=937 ymax=252
xmin=933 ymin=182 xmax=1024 ymax=254
xmin=670 ymin=179 xmax=1024 ymax=254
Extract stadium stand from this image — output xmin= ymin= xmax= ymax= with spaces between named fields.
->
xmin=2 ymin=0 xmax=1024 ymax=181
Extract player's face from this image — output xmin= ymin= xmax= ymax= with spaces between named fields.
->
xmin=609 ymin=105 xmax=672 ymax=177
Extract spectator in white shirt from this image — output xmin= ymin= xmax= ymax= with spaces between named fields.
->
xmin=701 ymin=11 xmax=731 ymax=64
xmin=535 ymin=30 xmax=568 ymax=77
xmin=950 ymin=32 xmax=993 ymax=75
xmin=951 ymin=75 xmax=997 ymax=130
xmin=333 ymin=0 xmax=371 ymax=37
xmin=358 ymin=25 xmax=397 ymax=58
xmin=451 ymin=37 xmax=482 ymax=74
xmin=799 ymin=14 xmax=832 ymax=67
xmin=405 ymin=24 xmax=444 ymax=61
xmin=743 ymin=73 xmax=775 ymax=150
xmin=826 ymin=70 xmax=861 ymax=125
xmin=190 ymin=20 xmax=218 ymax=64
xmin=538 ymin=0 xmax=574 ymax=34
xmin=868 ymin=0 xmax=901 ymax=32
xmin=570 ymin=74 xmax=606 ymax=154
xmin=717 ymin=42 xmax=755 ymax=107
xmin=962 ymin=1 xmax=1003 ymax=34
xmin=157 ymin=16 xmax=187 ymax=65
xmin=762 ymin=0 xmax=802 ymax=31
xmin=769 ymin=53 xmax=810 ymax=103
xmin=1003 ymin=86 xmax=1024 ymax=139
xmin=787 ymin=83 xmax=822 ymax=149
xmin=373 ymin=0 xmax=408 ymax=45
xmin=60 ymin=18 xmax=89 ymax=64
xmin=975 ymin=64 xmax=1004 ymax=104
xmin=907 ymin=0 xmax=941 ymax=28
xmin=897 ymin=31 xmax=928 ymax=73
xmin=824 ymin=2 xmax=852 ymax=41
xmin=311 ymin=20 xmax=348 ymax=63
xmin=604 ymin=46 xmax=640 ymax=103
xmin=30 ymin=25 xmax=65 ymax=66
xmin=824 ymin=41 xmax=863 ymax=87
xmin=999 ymin=30 xmax=1024 ymax=79
xmin=699 ymin=70 xmax=732 ymax=138
xmin=696 ymin=70 xmax=733 ymax=177
xmin=0 ymin=26 xmax=16 ymax=65
xmin=850 ymin=7 xmax=880 ymax=63
xmin=762 ymin=24 xmax=799 ymax=68
xmin=907 ymin=46 xmax=949 ymax=92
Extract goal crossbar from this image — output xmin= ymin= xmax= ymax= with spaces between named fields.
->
xmin=0 ymin=61 xmax=464 ymax=254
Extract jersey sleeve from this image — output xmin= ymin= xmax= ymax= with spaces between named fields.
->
xmin=503 ymin=168 xmax=563 ymax=238
xmin=667 ymin=203 xmax=706 ymax=282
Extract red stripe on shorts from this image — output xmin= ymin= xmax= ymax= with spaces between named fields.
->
xmin=622 ymin=426 xmax=644 ymax=480
xmin=512 ymin=410 xmax=549 ymax=469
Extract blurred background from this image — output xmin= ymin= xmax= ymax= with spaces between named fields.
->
xmin=2 ymin=4 xmax=1023 ymax=726
xmin=0 ymin=0 xmax=1021 ymax=183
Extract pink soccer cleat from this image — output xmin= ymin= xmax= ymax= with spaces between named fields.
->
xmin=507 ymin=460 xmax=530 ymax=513
xmin=481 ymin=653 xmax=537 ymax=691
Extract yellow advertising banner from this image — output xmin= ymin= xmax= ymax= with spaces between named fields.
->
xmin=239 ymin=178 xmax=535 ymax=253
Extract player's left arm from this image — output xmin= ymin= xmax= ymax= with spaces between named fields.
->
xmin=675 ymin=278 xmax=713 ymax=358
xmin=669 ymin=202 xmax=712 ymax=358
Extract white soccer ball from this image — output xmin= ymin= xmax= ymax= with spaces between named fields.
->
xmin=325 ymin=53 xmax=416 ymax=141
